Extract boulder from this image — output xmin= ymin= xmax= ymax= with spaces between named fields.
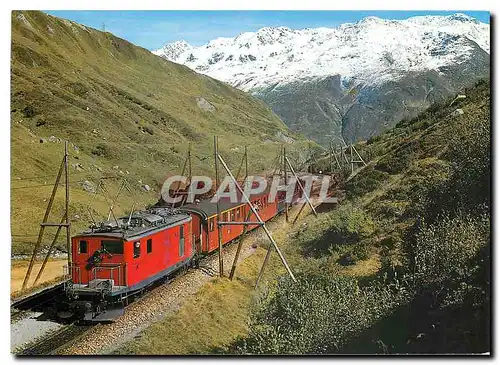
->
xmin=81 ymin=180 xmax=96 ymax=193
xmin=196 ymin=97 xmax=215 ymax=112
xmin=72 ymin=163 xmax=84 ymax=171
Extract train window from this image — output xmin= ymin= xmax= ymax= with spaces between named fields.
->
xmin=209 ymin=218 xmax=214 ymax=232
xmin=236 ymin=207 xmax=240 ymax=219
xmin=102 ymin=240 xmax=123 ymax=254
xmin=134 ymin=241 xmax=141 ymax=258
xmin=79 ymin=240 xmax=87 ymax=254
xmin=179 ymin=226 xmax=185 ymax=257
xmin=230 ymin=210 xmax=235 ymax=221
xmin=147 ymin=239 xmax=152 ymax=254
xmin=223 ymin=212 xmax=228 ymax=222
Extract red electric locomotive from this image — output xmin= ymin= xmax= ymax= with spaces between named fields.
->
xmin=61 ymin=208 xmax=193 ymax=321
xmin=60 ymin=176 xmax=305 ymax=321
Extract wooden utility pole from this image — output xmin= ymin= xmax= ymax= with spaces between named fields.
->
xmin=33 ymin=214 xmax=66 ymax=285
xmin=286 ymin=156 xmax=317 ymax=225
xmin=214 ymin=136 xmax=224 ymax=277
xmin=188 ymin=143 xmax=192 ymax=189
xmin=215 ymin=153 xmax=296 ymax=288
xmin=235 ymin=145 xmax=248 ymax=183
xmin=211 ymin=139 xmax=296 ymax=287
xmin=23 ymin=142 xmax=71 ymax=290
xmin=350 ymin=145 xmax=354 ymax=175
xmin=64 ymin=141 xmax=71 ymax=273
xmin=171 ymin=144 xmax=192 ymax=207
xmin=229 ymin=208 xmax=253 ymax=280
xmin=283 ymin=146 xmax=289 ymax=223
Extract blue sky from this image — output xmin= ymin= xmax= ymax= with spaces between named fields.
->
xmin=45 ymin=10 xmax=490 ymax=51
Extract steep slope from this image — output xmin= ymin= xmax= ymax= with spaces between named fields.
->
xmin=114 ymin=80 xmax=491 ymax=355
xmin=10 ymin=11 xmax=308 ymax=254
xmin=154 ymin=13 xmax=490 ymax=145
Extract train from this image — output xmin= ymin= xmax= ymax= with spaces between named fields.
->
xmin=57 ymin=177 xmax=306 ymax=321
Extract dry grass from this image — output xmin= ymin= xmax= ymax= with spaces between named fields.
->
xmin=11 ymin=258 xmax=67 ymax=296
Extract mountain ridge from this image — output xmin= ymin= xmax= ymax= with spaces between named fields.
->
xmin=153 ymin=13 xmax=489 ymax=91
xmin=153 ymin=13 xmax=490 ymax=145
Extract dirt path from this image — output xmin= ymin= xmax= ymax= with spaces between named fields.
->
xmin=11 ymin=260 xmax=66 ymax=295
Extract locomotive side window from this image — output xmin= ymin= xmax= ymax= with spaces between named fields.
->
xmin=102 ymin=240 xmax=123 ymax=254
xmin=179 ymin=225 xmax=185 ymax=257
xmin=209 ymin=218 xmax=214 ymax=232
xmin=223 ymin=212 xmax=228 ymax=222
xmin=147 ymin=239 xmax=152 ymax=254
xmin=79 ymin=240 xmax=87 ymax=254
xmin=236 ymin=207 xmax=240 ymax=219
xmin=230 ymin=209 xmax=235 ymax=221
xmin=134 ymin=241 xmax=141 ymax=258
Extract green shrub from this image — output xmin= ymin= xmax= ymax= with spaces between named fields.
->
xmin=23 ymin=105 xmax=35 ymax=118
xmin=91 ymin=143 xmax=109 ymax=157
xmin=300 ymin=204 xmax=375 ymax=258
xmin=412 ymin=213 xmax=489 ymax=291
xmin=227 ymin=274 xmax=406 ymax=354
xmin=346 ymin=167 xmax=389 ymax=197
xmin=338 ymin=242 xmax=369 ymax=266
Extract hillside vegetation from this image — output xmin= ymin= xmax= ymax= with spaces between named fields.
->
xmin=10 ymin=11 xmax=310 ymax=254
xmin=221 ymin=79 xmax=491 ymax=354
xmin=116 ymin=80 xmax=490 ymax=354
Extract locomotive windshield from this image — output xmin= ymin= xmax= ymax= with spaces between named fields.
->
xmin=101 ymin=240 xmax=123 ymax=254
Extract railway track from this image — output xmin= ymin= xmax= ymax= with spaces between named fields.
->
xmin=18 ymin=322 xmax=96 ymax=356
xmin=11 ymin=282 xmax=65 ymax=325
xmin=11 ymin=282 xmax=65 ymax=312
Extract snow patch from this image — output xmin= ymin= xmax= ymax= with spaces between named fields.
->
xmin=152 ymin=13 xmax=489 ymax=92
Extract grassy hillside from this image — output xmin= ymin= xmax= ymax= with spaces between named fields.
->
xmin=226 ymin=79 xmax=491 ymax=354
xmin=10 ymin=11 xmax=311 ymax=254
xmin=117 ymin=79 xmax=490 ymax=354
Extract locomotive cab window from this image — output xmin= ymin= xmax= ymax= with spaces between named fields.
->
xmin=147 ymin=239 xmax=152 ymax=254
xmin=134 ymin=241 xmax=141 ymax=258
xmin=102 ymin=240 xmax=123 ymax=254
xmin=179 ymin=225 xmax=185 ymax=257
xmin=230 ymin=210 xmax=235 ymax=221
xmin=209 ymin=218 xmax=214 ymax=232
xmin=79 ymin=240 xmax=87 ymax=254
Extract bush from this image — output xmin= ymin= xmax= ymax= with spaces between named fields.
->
xmin=419 ymin=111 xmax=490 ymax=223
xmin=338 ymin=242 xmax=369 ymax=266
xmin=412 ymin=213 xmax=489 ymax=292
xmin=23 ymin=105 xmax=35 ymax=118
xmin=300 ymin=204 xmax=375 ymax=258
xmin=346 ymin=167 xmax=389 ymax=198
xmin=91 ymin=143 xmax=109 ymax=157
xmin=227 ymin=274 xmax=406 ymax=354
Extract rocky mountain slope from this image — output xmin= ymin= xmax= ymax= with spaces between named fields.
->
xmin=154 ymin=13 xmax=490 ymax=145
xmin=10 ymin=11 xmax=308 ymax=254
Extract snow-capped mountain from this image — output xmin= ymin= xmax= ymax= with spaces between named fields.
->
xmin=152 ymin=40 xmax=193 ymax=61
xmin=154 ymin=13 xmax=488 ymax=91
xmin=153 ymin=13 xmax=490 ymax=144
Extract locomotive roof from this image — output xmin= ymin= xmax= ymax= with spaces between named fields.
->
xmin=180 ymin=197 xmax=243 ymax=220
xmin=75 ymin=207 xmax=191 ymax=240
xmin=179 ymin=189 xmax=270 ymax=221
